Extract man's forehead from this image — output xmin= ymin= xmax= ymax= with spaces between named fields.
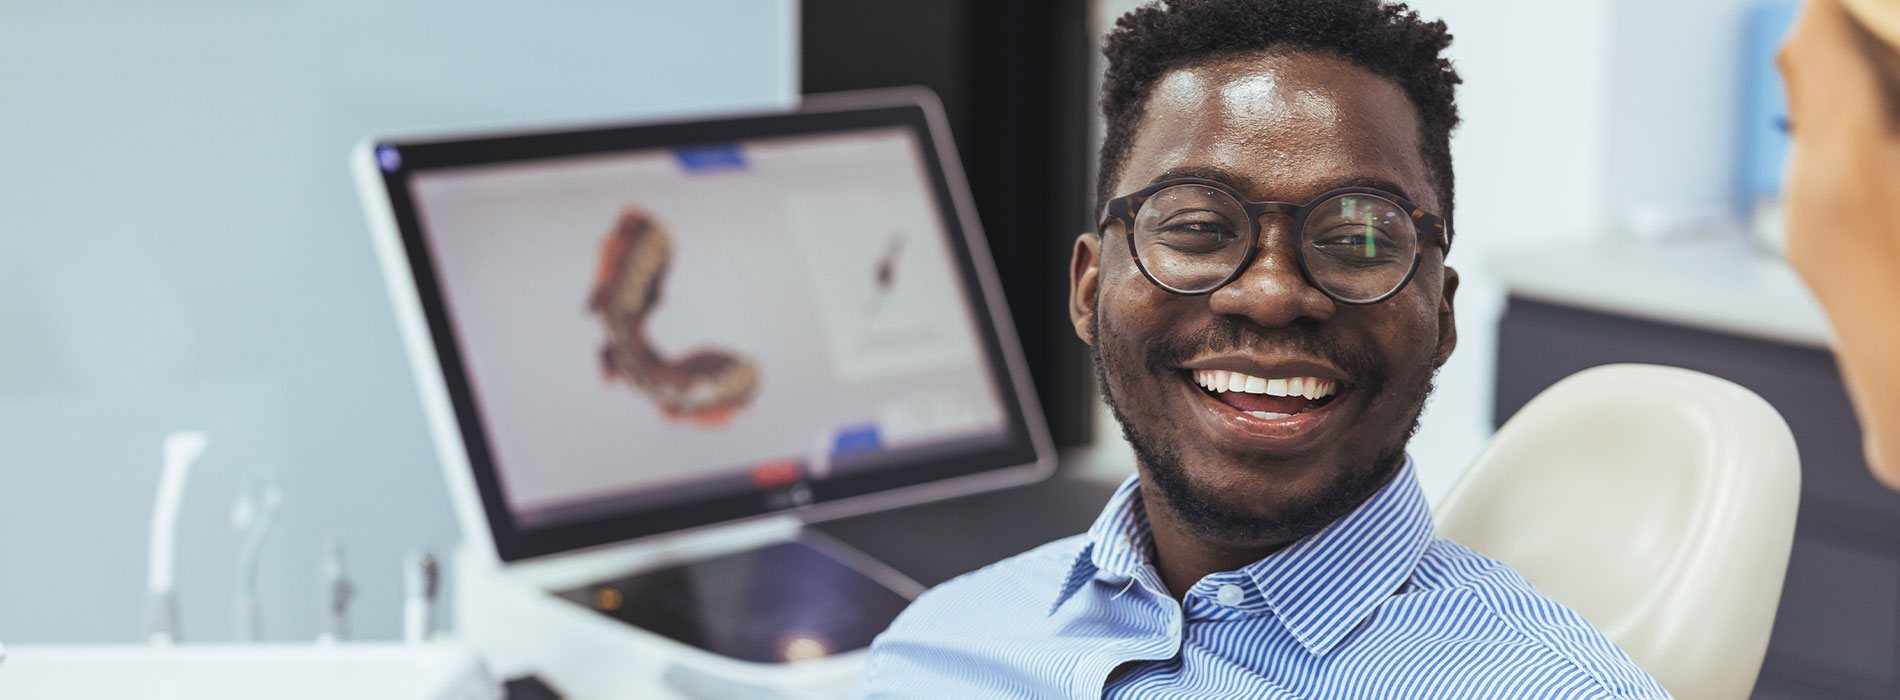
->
xmin=1116 ymin=51 xmax=1434 ymax=206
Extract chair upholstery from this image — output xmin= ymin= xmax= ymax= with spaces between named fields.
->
xmin=1435 ymin=364 xmax=1799 ymax=700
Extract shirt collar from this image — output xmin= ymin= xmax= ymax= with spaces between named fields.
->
xmin=1050 ymin=474 xmax=1148 ymax=614
xmin=1052 ymin=458 xmax=1435 ymax=657
xmin=1246 ymin=458 xmax=1434 ymax=654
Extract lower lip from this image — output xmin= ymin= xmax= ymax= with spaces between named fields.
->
xmin=1186 ymin=377 xmax=1348 ymax=451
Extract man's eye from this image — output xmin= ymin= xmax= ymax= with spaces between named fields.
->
xmin=1155 ymin=222 xmax=1239 ymax=250
xmin=1312 ymin=227 xmax=1402 ymax=261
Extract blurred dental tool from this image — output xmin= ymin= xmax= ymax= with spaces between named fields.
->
xmin=231 ymin=477 xmax=284 ymax=642
xmin=403 ymin=549 xmax=440 ymax=644
xmin=318 ymin=539 xmax=355 ymax=644
xmin=148 ymin=430 xmax=207 ymax=645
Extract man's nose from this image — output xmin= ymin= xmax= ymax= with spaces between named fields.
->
xmin=1204 ymin=214 xmax=1337 ymax=327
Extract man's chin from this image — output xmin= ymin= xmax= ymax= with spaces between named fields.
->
xmin=1140 ymin=443 xmax=1404 ymax=548
xmin=1086 ymin=317 xmax=1432 ymax=549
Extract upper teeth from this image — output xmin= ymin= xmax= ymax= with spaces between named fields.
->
xmin=1192 ymin=370 xmax=1339 ymax=400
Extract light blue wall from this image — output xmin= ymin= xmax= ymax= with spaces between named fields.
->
xmin=1603 ymin=0 xmax=1765 ymax=216
xmin=0 ymin=0 xmax=794 ymax=643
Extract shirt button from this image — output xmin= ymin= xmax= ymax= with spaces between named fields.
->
xmin=1216 ymin=584 xmax=1245 ymax=607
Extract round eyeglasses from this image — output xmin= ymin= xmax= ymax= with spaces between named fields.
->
xmin=1099 ymin=177 xmax=1452 ymax=305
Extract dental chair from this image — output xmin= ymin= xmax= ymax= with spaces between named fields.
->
xmin=1435 ymin=364 xmax=1800 ymax=700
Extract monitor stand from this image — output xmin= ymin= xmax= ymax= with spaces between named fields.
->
xmin=554 ymin=530 xmax=920 ymax=664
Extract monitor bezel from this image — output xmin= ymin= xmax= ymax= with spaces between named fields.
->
xmin=355 ymin=89 xmax=1056 ymax=563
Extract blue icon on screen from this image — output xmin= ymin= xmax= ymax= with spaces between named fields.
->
xmin=830 ymin=424 xmax=883 ymax=457
xmin=673 ymin=144 xmax=748 ymax=174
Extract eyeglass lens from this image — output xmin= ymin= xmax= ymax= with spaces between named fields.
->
xmin=1131 ymin=184 xmax=1419 ymax=302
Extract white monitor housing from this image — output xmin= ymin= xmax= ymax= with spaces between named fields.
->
xmin=352 ymin=88 xmax=1054 ymax=697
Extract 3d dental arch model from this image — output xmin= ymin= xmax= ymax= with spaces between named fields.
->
xmin=588 ymin=207 xmax=762 ymax=428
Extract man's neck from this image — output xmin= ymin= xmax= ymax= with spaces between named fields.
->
xmin=1139 ymin=491 xmax=1295 ymax=599
xmin=1134 ymin=461 xmax=1408 ymax=599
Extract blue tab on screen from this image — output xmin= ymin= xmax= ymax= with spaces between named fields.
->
xmin=673 ymin=144 xmax=748 ymax=174
xmin=830 ymin=424 xmax=883 ymax=457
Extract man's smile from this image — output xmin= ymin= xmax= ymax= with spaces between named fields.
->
xmin=1175 ymin=357 xmax=1355 ymax=453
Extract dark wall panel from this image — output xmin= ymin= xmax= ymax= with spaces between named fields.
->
xmin=802 ymin=0 xmax=1097 ymax=450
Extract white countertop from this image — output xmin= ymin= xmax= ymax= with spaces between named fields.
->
xmin=1486 ymin=238 xmax=1836 ymax=350
xmin=0 ymin=643 xmax=499 ymax=700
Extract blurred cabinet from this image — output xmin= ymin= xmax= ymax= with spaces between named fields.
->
xmin=1494 ymin=241 xmax=1900 ymax=698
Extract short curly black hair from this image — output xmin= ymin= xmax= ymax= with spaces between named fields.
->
xmin=1099 ymin=0 xmax=1462 ymax=222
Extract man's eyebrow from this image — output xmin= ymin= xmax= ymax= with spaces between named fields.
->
xmin=1331 ymin=176 xmax=1418 ymax=205
xmin=1145 ymin=165 xmax=1252 ymax=190
xmin=1143 ymin=168 xmax=1420 ymax=205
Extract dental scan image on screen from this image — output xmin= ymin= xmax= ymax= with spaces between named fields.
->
xmin=408 ymin=128 xmax=1011 ymax=529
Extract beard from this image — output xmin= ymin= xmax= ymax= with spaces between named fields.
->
xmin=1089 ymin=312 xmax=1437 ymax=547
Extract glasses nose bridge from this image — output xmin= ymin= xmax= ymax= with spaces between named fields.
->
xmin=1243 ymin=201 xmax=1300 ymax=239
xmin=1210 ymin=201 xmax=1331 ymax=321
xmin=1229 ymin=205 xmax=1306 ymax=287
xmin=1245 ymin=200 xmax=1300 ymax=220
xmin=1241 ymin=201 xmax=1302 ymax=252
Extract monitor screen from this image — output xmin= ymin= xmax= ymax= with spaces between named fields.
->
xmin=360 ymin=93 xmax=1051 ymax=561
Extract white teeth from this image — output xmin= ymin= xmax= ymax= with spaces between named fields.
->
xmin=1192 ymin=370 xmax=1342 ymax=399
xmin=1247 ymin=411 xmax=1294 ymax=419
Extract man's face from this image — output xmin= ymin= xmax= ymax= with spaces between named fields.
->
xmin=1780 ymin=0 xmax=1900 ymax=279
xmin=1072 ymin=50 xmax=1458 ymax=547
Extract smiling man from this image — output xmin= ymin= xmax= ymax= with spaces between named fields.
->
xmin=855 ymin=1 xmax=1668 ymax=698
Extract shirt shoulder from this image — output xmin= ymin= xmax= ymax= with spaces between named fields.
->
xmin=854 ymin=534 xmax=1089 ymax=698
xmin=1404 ymin=539 xmax=1673 ymax=700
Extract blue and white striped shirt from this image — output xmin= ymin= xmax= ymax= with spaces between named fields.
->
xmin=856 ymin=460 xmax=1671 ymax=698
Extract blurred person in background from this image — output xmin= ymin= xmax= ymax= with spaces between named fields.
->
xmin=1779 ymin=0 xmax=1900 ymax=488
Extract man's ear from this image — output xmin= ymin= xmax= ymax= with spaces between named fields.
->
xmin=1070 ymin=232 xmax=1103 ymax=346
xmin=1434 ymin=265 xmax=1459 ymax=368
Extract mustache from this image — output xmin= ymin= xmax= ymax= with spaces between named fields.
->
xmin=1140 ymin=320 xmax=1388 ymax=394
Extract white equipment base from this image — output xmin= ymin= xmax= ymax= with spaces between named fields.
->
xmin=0 ymin=642 xmax=498 ymax=700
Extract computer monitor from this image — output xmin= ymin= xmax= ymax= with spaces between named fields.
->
xmin=355 ymin=89 xmax=1055 ymax=564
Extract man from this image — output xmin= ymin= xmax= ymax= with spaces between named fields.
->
xmin=1779 ymin=0 xmax=1900 ymax=489
xmin=856 ymin=0 xmax=1668 ymax=697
